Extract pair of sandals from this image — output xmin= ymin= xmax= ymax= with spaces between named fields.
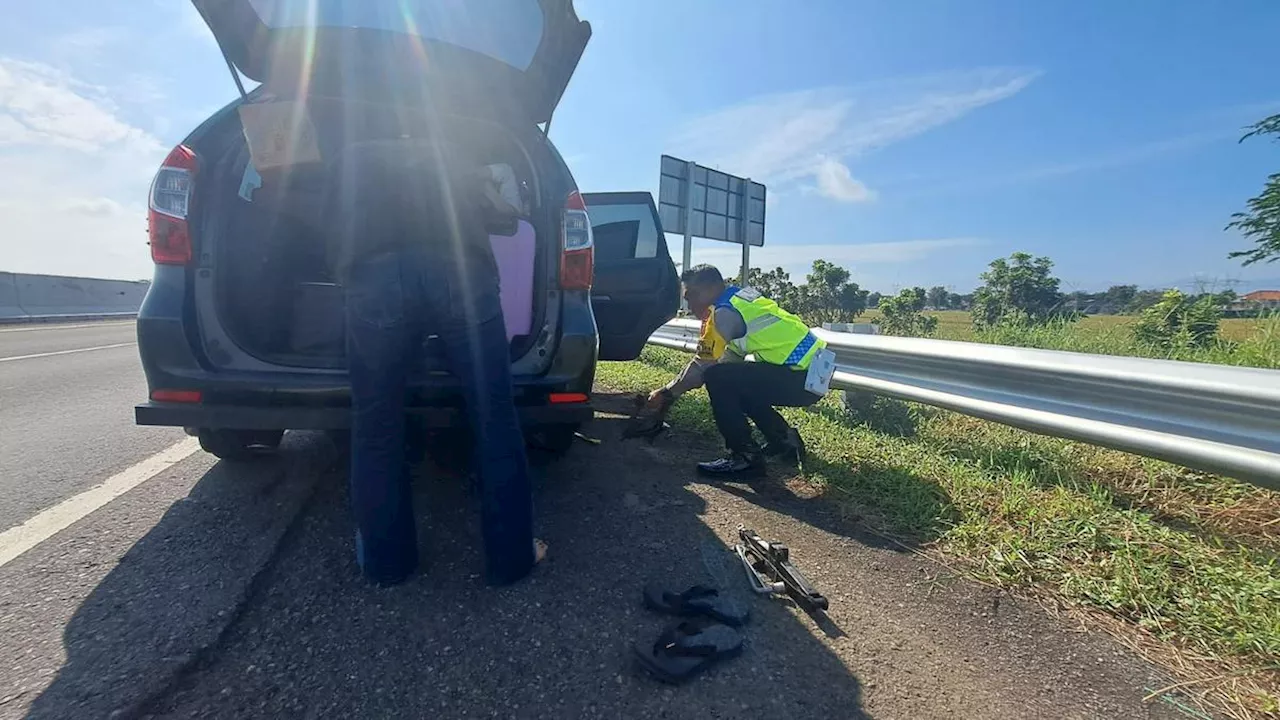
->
xmin=632 ymin=583 xmax=749 ymax=684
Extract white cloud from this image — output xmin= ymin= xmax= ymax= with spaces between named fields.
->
xmin=0 ymin=59 xmax=161 ymax=154
xmin=0 ymin=58 xmax=166 ymax=279
xmin=813 ymin=157 xmax=875 ymax=203
xmin=908 ymin=129 xmax=1232 ymax=198
xmin=688 ymin=238 xmax=987 ymax=287
xmin=671 ymin=67 xmax=1039 ymax=202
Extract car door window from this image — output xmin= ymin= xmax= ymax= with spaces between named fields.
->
xmin=245 ymin=0 xmax=545 ymax=70
xmin=585 ymin=203 xmax=659 ymax=261
xmin=582 ymin=192 xmax=680 ymax=361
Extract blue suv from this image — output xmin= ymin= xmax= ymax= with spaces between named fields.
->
xmin=135 ymin=0 xmax=680 ymax=459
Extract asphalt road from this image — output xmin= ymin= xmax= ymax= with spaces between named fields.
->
xmin=0 ymin=322 xmax=1194 ymax=719
xmin=0 ymin=322 xmax=183 ymax=532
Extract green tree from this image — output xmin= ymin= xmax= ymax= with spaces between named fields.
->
xmin=926 ymin=285 xmax=950 ymax=310
xmin=1065 ymin=291 xmax=1097 ymax=314
xmin=1127 ymin=288 xmax=1168 ymax=313
xmin=1133 ymin=290 xmax=1221 ymax=349
xmin=970 ymin=252 xmax=1067 ymax=328
xmin=794 ymin=259 xmax=869 ymax=326
xmin=875 ymin=287 xmax=939 ymax=337
xmin=867 ymin=291 xmax=883 ymax=309
xmin=1101 ymin=285 xmax=1138 ymax=314
xmin=738 ymin=266 xmax=798 ymax=305
xmin=1227 ymin=114 xmax=1280 ymax=265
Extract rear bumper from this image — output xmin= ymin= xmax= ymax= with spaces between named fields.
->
xmin=135 ymin=401 xmax=594 ymax=431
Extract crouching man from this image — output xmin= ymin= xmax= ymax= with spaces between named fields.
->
xmin=646 ymin=265 xmax=835 ymax=477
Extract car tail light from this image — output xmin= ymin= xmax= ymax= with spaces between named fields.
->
xmin=148 ymin=144 xmax=197 ymax=265
xmin=151 ymin=389 xmax=202 ymax=403
xmin=560 ymin=191 xmax=593 ymax=291
xmin=548 ymin=392 xmax=589 ymax=404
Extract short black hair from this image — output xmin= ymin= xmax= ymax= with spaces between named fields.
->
xmin=681 ymin=264 xmax=725 ymax=287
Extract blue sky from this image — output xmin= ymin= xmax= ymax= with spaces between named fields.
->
xmin=2 ymin=1 xmax=1278 ymax=294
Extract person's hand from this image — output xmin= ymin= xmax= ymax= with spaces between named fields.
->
xmin=646 ymin=388 xmax=672 ymax=410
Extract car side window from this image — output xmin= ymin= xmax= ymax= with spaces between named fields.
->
xmin=587 ymin=204 xmax=659 ymax=262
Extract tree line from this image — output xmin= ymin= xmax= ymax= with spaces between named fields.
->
xmin=735 ymin=250 xmax=1254 ymax=349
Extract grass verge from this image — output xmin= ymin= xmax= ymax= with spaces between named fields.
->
xmin=599 ymin=346 xmax=1280 ymax=719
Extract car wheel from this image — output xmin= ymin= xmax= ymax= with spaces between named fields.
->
xmin=527 ymin=423 xmax=579 ymax=460
xmin=197 ymin=429 xmax=284 ymax=461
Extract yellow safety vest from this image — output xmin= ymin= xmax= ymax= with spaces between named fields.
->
xmin=696 ymin=311 xmax=728 ymax=361
xmin=714 ymin=286 xmax=824 ymax=369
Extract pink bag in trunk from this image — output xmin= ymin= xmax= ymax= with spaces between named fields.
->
xmin=488 ymin=219 xmax=536 ymax=340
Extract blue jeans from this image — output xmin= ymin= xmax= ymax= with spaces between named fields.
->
xmin=344 ymin=247 xmax=535 ymax=586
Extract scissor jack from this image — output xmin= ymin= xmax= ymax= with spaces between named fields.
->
xmin=734 ymin=524 xmax=829 ymax=612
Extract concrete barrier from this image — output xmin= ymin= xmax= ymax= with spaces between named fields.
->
xmin=0 ymin=272 xmax=149 ymax=323
xmin=0 ymin=273 xmax=23 ymax=321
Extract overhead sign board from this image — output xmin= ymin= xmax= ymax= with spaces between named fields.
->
xmin=658 ymin=155 xmax=766 ymax=247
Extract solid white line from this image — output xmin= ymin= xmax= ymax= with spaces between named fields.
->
xmin=0 ymin=321 xmax=134 ymax=334
xmin=0 ymin=437 xmax=201 ymax=568
xmin=0 ymin=342 xmax=135 ymax=363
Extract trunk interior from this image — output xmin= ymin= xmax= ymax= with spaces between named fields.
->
xmin=203 ymin=97 xmax=548 ymax=371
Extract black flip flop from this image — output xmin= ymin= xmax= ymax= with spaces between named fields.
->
xmin=632 ymin=620 xmax=744 ymax=684
xmin=642 ymin=583 xmax=749 ymax=627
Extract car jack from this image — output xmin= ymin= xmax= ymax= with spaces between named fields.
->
xmin=734 ymin=525 xmax=829 ymax=612
xmin=620 ymin=393 xmax=671 ymax=443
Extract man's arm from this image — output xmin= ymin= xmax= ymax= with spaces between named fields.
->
xmin=662 ymin=356 xmax=714 ymax=398
xmin=713 ymin=305 xmax=747 ymax=361
xmin=658 ymin=305 xmax=748 ymax=400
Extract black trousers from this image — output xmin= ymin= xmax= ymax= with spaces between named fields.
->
xmin=703 ymin=362 xmax=819 ymax=453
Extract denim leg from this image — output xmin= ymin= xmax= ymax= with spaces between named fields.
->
xmin=418 ymin=247 xmax=535 ymax=585
xmin=345 ymin=253 xmax=420 ymax=585
xmin=437 ymin=312 xmax=535 ymax=585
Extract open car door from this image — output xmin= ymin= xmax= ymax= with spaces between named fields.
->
xmin=192 ymin=0 xmax=591 ymax=124
xmin=584 ymin=192 xmax=680 ymax=361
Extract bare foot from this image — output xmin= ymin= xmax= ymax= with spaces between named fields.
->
xmin=534 ymin=538 xmax=549 ymax=565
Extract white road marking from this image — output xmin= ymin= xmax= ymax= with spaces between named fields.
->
xmin=0 ymin=342 xmax=135 ymax=363
xmin=0 ymin=321 xmax=134 ymax=334
xmin=0 ymin=437 xmax=200 ymax=568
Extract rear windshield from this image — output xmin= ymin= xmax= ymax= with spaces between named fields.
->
xmin=246 ymin=0 xmax=545 ymax=70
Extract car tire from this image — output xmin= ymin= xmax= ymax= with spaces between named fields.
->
xmin=197 ymin=429 xmax=284 ymax=461
xmin=527 ymin=423 xmax=579 ymax=460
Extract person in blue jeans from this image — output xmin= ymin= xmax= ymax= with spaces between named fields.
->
xmin=329 ymin=137 xmax=543 ymax=587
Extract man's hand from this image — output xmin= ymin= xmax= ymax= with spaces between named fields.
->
xmin=646 ymin=388 xmax=673 ymax=410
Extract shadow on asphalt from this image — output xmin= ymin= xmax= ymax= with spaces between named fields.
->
xmin=28 ymin=397 xmax=871 ymax=718
xmin=24 ymin=432 xmax=339 ymax=720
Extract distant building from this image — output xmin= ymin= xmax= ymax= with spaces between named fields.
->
xmin=1241 ymin=290 xmax=1280 ymax=311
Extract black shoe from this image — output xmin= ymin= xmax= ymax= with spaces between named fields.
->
xmin=696 ymin=452 xmax=765 ymax=477
xmin=762 ymin=428 xmax=806 ymax=466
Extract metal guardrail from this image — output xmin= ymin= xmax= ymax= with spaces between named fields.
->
xmin=648 ymin=319 xmax=1280 ymax=490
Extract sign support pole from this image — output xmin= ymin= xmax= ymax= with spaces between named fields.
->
xmin=740 ymin=178 xmax=751 ymax=285
xmin=681 ymin=160 xmax=696 ymax=312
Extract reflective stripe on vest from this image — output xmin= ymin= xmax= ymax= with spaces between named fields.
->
xmin=714 ymin=286 xmax=824 ymax=369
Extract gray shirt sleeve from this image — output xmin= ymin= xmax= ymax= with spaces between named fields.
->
xmin=663 ymin=305 xmax=748 ymax=398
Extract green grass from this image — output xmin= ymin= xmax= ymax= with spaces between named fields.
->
xmin=599 ymin=347 xmax=1280 ymax=718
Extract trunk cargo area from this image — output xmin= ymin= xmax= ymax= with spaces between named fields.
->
xmin=201 ymin=98 xmax=548 ymax=370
